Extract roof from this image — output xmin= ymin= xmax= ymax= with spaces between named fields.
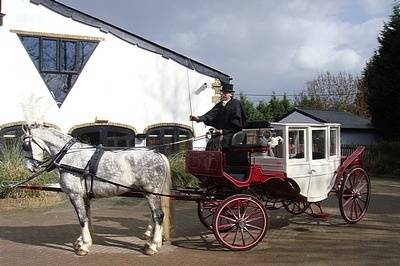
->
xmin=30 ymin=0 xmax=231 ymax=83
xmin=281 ymin=108 xmax=374 ymax=129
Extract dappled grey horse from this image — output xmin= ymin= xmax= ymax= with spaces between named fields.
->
xmin=21 ymin=124 xmax=171 ymax=256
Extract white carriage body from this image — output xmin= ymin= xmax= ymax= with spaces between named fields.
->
xmin=247 ymin=122 xmax=341 ymax=202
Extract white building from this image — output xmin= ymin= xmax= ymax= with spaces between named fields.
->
xmin=0 ymin=0 xmax=230 ymax=151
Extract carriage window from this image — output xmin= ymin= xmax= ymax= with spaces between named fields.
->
xmin=330 ymin=128 xmax=338 ymax=156
xmin=312 ymin=130 xmax=326 ymax=160
xmin=146 ymin=126 xmax=193 ymax=155
xmin=71 ymin=126 xmax=135 ymax=148
xmin=289 ymin=129 xmax=305 ymax=159
xmin=19 ymin=35 xmax=98 ymax=107
xmin=270 ymin=129 xmax=283 ymax=158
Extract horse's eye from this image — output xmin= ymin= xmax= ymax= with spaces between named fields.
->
xmin=22 ymin=140 xmax=31 ymax=152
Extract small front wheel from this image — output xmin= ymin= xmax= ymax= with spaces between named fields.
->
xmin=213 ymin=194 xmax=268 ymax=251
xmin=283 ymin=198 xmax=310 ymax=215
xmin=339 ymin=167 xmax=371 ymax=224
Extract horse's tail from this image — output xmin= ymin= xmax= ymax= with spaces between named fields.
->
xmin=159 ymin=153 xmax=173 ymax=240
xmin=160 ymin=153 xmax=171 ymax=195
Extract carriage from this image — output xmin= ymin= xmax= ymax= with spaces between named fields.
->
xmin=185 ymin=121 xmax=371 ymax=251
xmin=15 ymin=122 xmax=370 ymax=255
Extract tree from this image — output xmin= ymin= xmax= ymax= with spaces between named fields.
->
xmin=294 ymin=72 xmax=359 ymax=113
xmin=363 ymin=3 xmax=400 ymax=139
xmin=239 ymin=94 xmax=264 ymax=122
xmin=240 ymin=93 xmax=293 ymax=122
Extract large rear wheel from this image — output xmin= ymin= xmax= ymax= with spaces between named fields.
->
xmin=339 ymin=167 xmax=370 ymax=224
xmin=213 ymin=194 xmax=268 ymax=251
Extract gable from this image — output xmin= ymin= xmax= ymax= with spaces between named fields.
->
xmin=279 ymin=111 xmax=324 ymax=124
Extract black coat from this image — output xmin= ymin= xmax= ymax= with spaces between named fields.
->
xmin=198 ymin=98 xmax=247 ymax=147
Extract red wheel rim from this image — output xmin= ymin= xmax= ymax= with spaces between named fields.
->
xmin=339 ymin=167 xmax=370 ymax=224
xmin=213 ymin=194 xmax=268 ymax=251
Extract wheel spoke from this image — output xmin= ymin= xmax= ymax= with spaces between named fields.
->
xmin=219 ymin=214 xmax=237 ymax=223
xmin=244 ymin=227 xmax=257 ymax=241
xmin=355 ymin=180 xmax=367 ymax=192
xmin=246 ymin=216 xmax=263 ymax=224
xmin=218 ymin=222 xmax=236 ymax=230
xmin=355 ymin=198 xmax=364 ymax=215
xmin=241 ymin=229 xmax=246 ymax=247
xmin=246 ymin=223 xmax=263 ymax=231
xmin=342 ymin=196 xmax=353 ymax=208
xmin=226 ymin=206 xmax=238 ymax=219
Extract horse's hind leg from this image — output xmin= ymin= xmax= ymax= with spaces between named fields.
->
xmin=143 ymin=194 xmax=164 ymax=255
xmin=69 ymin=193 xmax=93 ymax=256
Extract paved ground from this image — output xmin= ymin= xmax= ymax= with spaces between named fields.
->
xmin=0 ymin=178 xmax=399 ymax=266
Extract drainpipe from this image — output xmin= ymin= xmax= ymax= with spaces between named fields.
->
xmin=0 ymin=0 xmax=5 ymax=26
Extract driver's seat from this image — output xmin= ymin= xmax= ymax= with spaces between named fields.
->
xmin=231 ymin=131 xmax=247 ymax=146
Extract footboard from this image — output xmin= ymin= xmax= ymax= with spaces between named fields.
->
xmin=186 ymin=150 xmax=224 ymax=177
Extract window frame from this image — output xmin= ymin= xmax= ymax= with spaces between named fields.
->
xmin=71 ymin=125 xmax=136 ymax=148
xmin=146 ymin=126 xmax=193 ymax=155
xmin=311 ymin=128 xmax=327 ymax=160
xmin=288 ymin=128 xmax=306 ymax=160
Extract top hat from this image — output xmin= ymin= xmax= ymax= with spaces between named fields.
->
xmin=221 ymin=83 xmax=235 ymax=93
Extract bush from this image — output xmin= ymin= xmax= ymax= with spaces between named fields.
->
xmin=168 ymin=151 xmax=199 ymax=188
xmin=0 ymin=141 xmax=58 ymax=199
xmin=363 ymin=140 xmax=400 ymax=177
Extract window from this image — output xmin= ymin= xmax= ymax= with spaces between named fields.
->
xmin=19 ymin=35 xmax=98 ymax=107
xmin=0 ymin=126 xmax=24 ymax=147
xmin=312 ymin=130 xmax=326 ymax=160
xmin=272 ymin=130 xmax=284 ymax=158
xmin=330 ymin=128 xmax=338 ymax=156
xmin=71 ymin=126 xmax=135 ymax=148
xmin=289 ymin=129 xmax=305 ymax=159
xmin=146 ymin=126 xmax=193 ymax=155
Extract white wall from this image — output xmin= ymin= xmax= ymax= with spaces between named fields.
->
xmin=0 ymin=0 xmax=217 ymax=139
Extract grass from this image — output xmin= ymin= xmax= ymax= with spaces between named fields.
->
xmin=0 ymin=141 xmax=59 ymax=199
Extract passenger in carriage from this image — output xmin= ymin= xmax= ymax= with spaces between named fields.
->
xmin=190 ymin=83 xmax=247 ymax=150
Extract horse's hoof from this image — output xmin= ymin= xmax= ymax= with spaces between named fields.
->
xmin=143 ymin=244 xmax=157 ymax=256
xmin=76 ymin=248 xmax=89 ymax=256
xmin=141 ymin=234 xmax=151 ymax=240
xmin=73 ymin=241 xmax=82 ymax=251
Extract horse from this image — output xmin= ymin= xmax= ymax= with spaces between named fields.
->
xmin=21 ymin=124 xmax=171 ymax=256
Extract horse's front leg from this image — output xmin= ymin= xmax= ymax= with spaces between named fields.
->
xmin=143 ymin=195 xmax=164 ymax=255
xmin=142 ymin=219 xmax=153 ymax=240
xmin=69 ymin=193 xmax=93 ymax=256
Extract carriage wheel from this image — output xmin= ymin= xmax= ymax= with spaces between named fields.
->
xmin=213 ymin=194 xmax=268 ymax=251
xmin=283 ymin=198 xmax=310 ymax=215
xmin=339 ymin=167 xmax=370 ymax=224
xmin=197 ymin=186 xmax=235 ymax=230
xmin=197 ymin=199 xmax=222 ymax=230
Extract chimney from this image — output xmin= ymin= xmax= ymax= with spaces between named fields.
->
xmin=0 ymin=0 xmax=5 ymax=26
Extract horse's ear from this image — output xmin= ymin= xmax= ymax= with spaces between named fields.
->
xmin=22 ymin=124 xmax=30 ymax=134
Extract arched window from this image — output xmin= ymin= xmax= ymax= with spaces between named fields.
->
xmin=146 ymin=125 xmax=193 ymax=155
xmin=71 ymin=125 xmax=136 ymax=148
xmin=0 ymin=125 xmax=24 ymax=147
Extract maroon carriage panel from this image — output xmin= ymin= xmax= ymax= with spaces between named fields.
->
xmin=335 ymin=146 xmax=365 ymax=186
xmin=186 ymin=150 xmax=224 ymax=177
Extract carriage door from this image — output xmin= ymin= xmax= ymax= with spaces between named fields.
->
xmin=306 ymin=127 xmax=332 ymax=202
xmin=286 ymin=126 xmax=334 ymax=202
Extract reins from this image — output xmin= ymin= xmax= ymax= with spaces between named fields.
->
xmin=8 ymin=134 xmax=208 ymax=197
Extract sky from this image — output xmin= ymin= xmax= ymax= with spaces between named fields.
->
xmin=58 ymin=0 xmax=395 ymax=99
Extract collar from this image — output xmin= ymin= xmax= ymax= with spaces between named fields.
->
xmin=222 ymin=98 xmax=231 ymax=106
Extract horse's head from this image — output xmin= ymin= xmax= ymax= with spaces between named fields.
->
xmin=21 ymin=124 xmax=51 ymax=172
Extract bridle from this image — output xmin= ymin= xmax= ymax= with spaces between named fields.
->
xmin=22 ymin=134 xmax=52 ymax=169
